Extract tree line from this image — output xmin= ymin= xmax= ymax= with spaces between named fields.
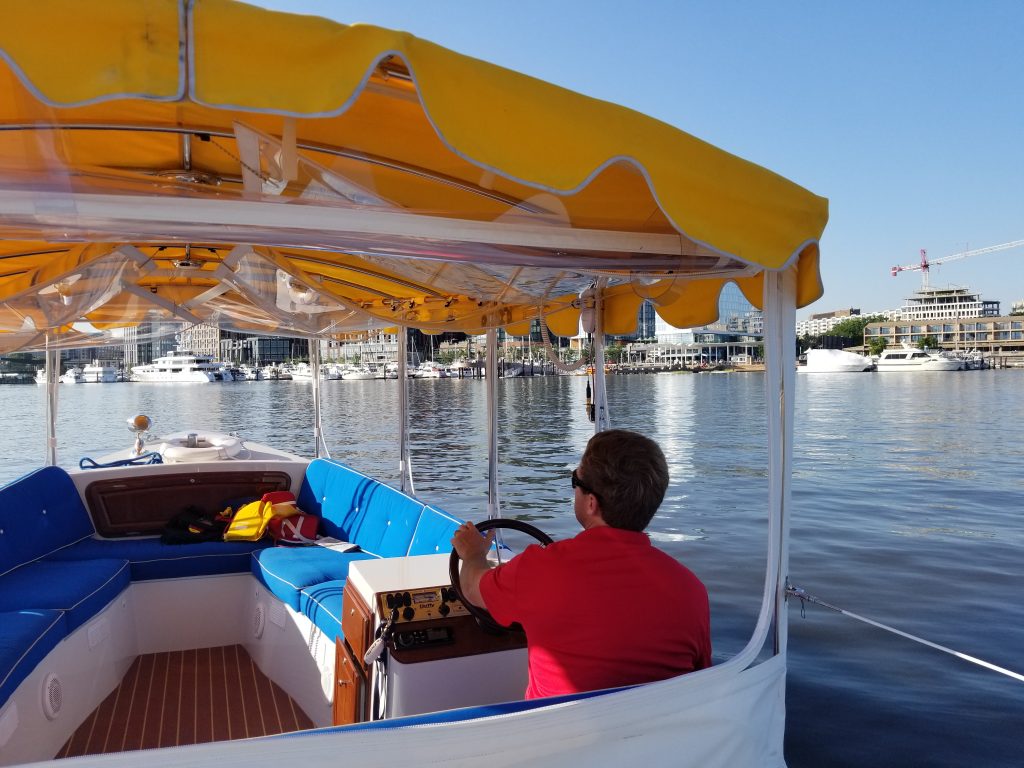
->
xmin=799 ymin=314 xmax=937 ymax=356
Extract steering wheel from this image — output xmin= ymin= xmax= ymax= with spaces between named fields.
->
xmin=449 ymin=517 xmax=554 ymax=633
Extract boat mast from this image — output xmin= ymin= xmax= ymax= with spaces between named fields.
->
xmin=309 ymin=337 xmax=329 ymax=458
xmin=398 ymin=329 xmax=414 ymax=495
xmin=763 ymin=269 xmax=797 ymax=657
xmin=485 ymin=328 xmax=500 ymax=520
xmin=43 ymin=334 xmax=59 ymax=466
xmin=591 ymin=281 xmax=610 ymax=433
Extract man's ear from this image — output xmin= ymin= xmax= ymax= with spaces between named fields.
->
xmin=581 ymin=493 xmax=604 ymax=525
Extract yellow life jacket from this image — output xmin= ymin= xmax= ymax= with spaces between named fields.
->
xmin=223 ymin=491 xmax=298 ymax=542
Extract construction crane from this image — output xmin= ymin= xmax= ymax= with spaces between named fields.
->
xmin=891 ymin=239 xmax=1024 ymax=290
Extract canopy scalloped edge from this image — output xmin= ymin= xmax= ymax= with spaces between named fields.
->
xmin=0 ymin=0 xmax=828 ymax=345
xmin=0 ymin=0 xmax=828 ymax=277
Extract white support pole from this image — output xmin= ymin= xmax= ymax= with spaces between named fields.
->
xmin=592 ymin=280 xmax=610 ymax=433
xmin=398 ymin=329 xmax=415 ymax=495
xmin=309 ymin=337 xmax=329 ymax=458
xmin=44 ymin=335 xmax=59 ymax=466
xmin=763 ymin=268 xmax=797 ymax=657
xmin=485 ymin=328 xmax=500 ymax=519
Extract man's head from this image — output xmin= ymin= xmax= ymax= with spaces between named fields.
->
xmin=575 ymin=429 xmax=669 ymax=531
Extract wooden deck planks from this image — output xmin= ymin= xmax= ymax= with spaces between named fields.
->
xmin=59 ymin=645 xmax=314 ymax=758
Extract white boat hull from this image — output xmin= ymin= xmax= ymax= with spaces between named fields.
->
xmin=801 ymin=349 xmax=874 ymax=373
xmin=875 ymin=359 xmax=962 ymax=371
xmin=875 ymin=345 xmax=963 ymax=371
xmin=132 ymin=370 xmax=218 ymax=382
xmin=81 ymin=370 xmax=118 ymax=383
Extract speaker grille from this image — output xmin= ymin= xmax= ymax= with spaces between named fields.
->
xmin=42 ymin=673 xmax=62 ymax=720
xmin=253 ymin=602 xmax=266 ymax=639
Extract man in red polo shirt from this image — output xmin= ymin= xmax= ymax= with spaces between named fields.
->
xmin=452 ymin=429 xmax=711 ymax=700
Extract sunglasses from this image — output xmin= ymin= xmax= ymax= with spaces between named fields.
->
xmin=571 ymin=468 xmax=601 ymax=501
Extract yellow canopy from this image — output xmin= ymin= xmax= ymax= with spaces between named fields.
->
xmin=0 ymin=0 xmax=828 ymax=350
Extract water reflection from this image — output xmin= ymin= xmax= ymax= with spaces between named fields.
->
xmin=4 ymin=370 xmax=1023 ymax=766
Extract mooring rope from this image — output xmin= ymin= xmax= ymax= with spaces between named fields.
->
xmin=786 ymin=584 xmax=1024 ymax=683
xmin=538 ymin=306 xmax=587 ymax=373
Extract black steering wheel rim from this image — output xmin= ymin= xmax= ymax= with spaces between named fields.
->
xmin=449 ymin=517 xmax=554 ymax=633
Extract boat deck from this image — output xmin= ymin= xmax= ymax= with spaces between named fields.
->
xmin=58 ymin=645 xmax=314 ymax=758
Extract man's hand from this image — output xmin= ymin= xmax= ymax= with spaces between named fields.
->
xmin=452 ymin=521 xmax=495 ymax=561
xmin=451 ymin=522 xmax=495 ymax=608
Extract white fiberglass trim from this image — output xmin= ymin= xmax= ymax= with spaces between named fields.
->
xmin=34 ymin=655 xmax=786 ymax=767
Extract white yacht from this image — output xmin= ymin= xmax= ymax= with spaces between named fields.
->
xmin=411 ymin=361 xmax=449 ymax=378
xmin=289 ymin=362 xmax=315 ymax=380
xmin=131 ymin=351 xmax=229 ymax=383
xmin=60 ymin=367 xmax=86 ymax=384
xmin=237 ymin=364 xmax=263 ymax=381
xmin=341 ymin=365 xmax=377 ymax=380
xmin=801 ymin=349 xmax=875 ymax=373
xmin=262 ymin=364 xmax=292 ymax=380
xmin=875 ymin=345 xmax=963 ymax=371
xmin=81 ymin=360 xmax=119 ymax=383
xmin=292 ymin=363 xmax=344 ymax=380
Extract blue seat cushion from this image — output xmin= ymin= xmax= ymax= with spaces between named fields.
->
xmin=299 ymin=580 xmax=346 ymax=641
xmin=0 ymin=466 xmax=95 ymax=577
xmin=297 ymin=459 xmax=426 ymax=556
xmin=251 ymin=547 xmax=378 ymax=610
xmin=297 ymin=459 xmax=377 ymax=539
xmin=408 ymin=506 xmax=462 ymax=556
xmin=46 ymin=536 xmax=271 ymax=580
xmin=344 ymin=483 xmax=424 ymax=557
xmin=0 ymin=559 xmax=130 ymax=632
xmin=0 ymin=609 xmax=67 ymax=706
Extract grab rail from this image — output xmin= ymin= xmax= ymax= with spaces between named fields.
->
xmin=79 ymin=452 xmax=164 ymax=470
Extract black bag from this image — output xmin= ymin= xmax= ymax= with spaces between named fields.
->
xmin=160 ymin=506 xmax=230 ymax=545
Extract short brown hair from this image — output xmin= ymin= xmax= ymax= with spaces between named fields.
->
xmin=579 ymin=429 xmax=668 ymax=531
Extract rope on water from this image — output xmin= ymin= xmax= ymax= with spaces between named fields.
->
xmin=786 ymin=583 xmax=1024 ymax=684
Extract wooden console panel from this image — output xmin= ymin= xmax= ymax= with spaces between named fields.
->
xmin=333 ymin=638 xmax=367 ymax=727
xmin=334 ymin=581 xmax=373 ymax=726
xmin=85 ymin=471 xmax=291 ymax=536
xmin=332 ymin=582 xmax=527 ymax=725
xmin=389 ymin=615 xmax=526 ymax=664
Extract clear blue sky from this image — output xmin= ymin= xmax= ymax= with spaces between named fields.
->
xmin=252 ymin=1 xmax=1024 ymax=319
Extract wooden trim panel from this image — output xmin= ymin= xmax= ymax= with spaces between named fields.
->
xmin=85 ymin=471 xmax=292 ymax=537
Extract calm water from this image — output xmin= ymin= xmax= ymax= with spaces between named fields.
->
xmin=1 ymin=372 xmax=1021 ymax=766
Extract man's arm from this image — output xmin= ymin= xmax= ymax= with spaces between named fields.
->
xmin=450 ymin=522 xmax=495 ymax=608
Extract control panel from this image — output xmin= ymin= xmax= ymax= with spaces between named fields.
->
xmin=377 ymin=586 xmax=469 ymax=623
xmin=393 ymin=624 xmax=455 ymax=651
